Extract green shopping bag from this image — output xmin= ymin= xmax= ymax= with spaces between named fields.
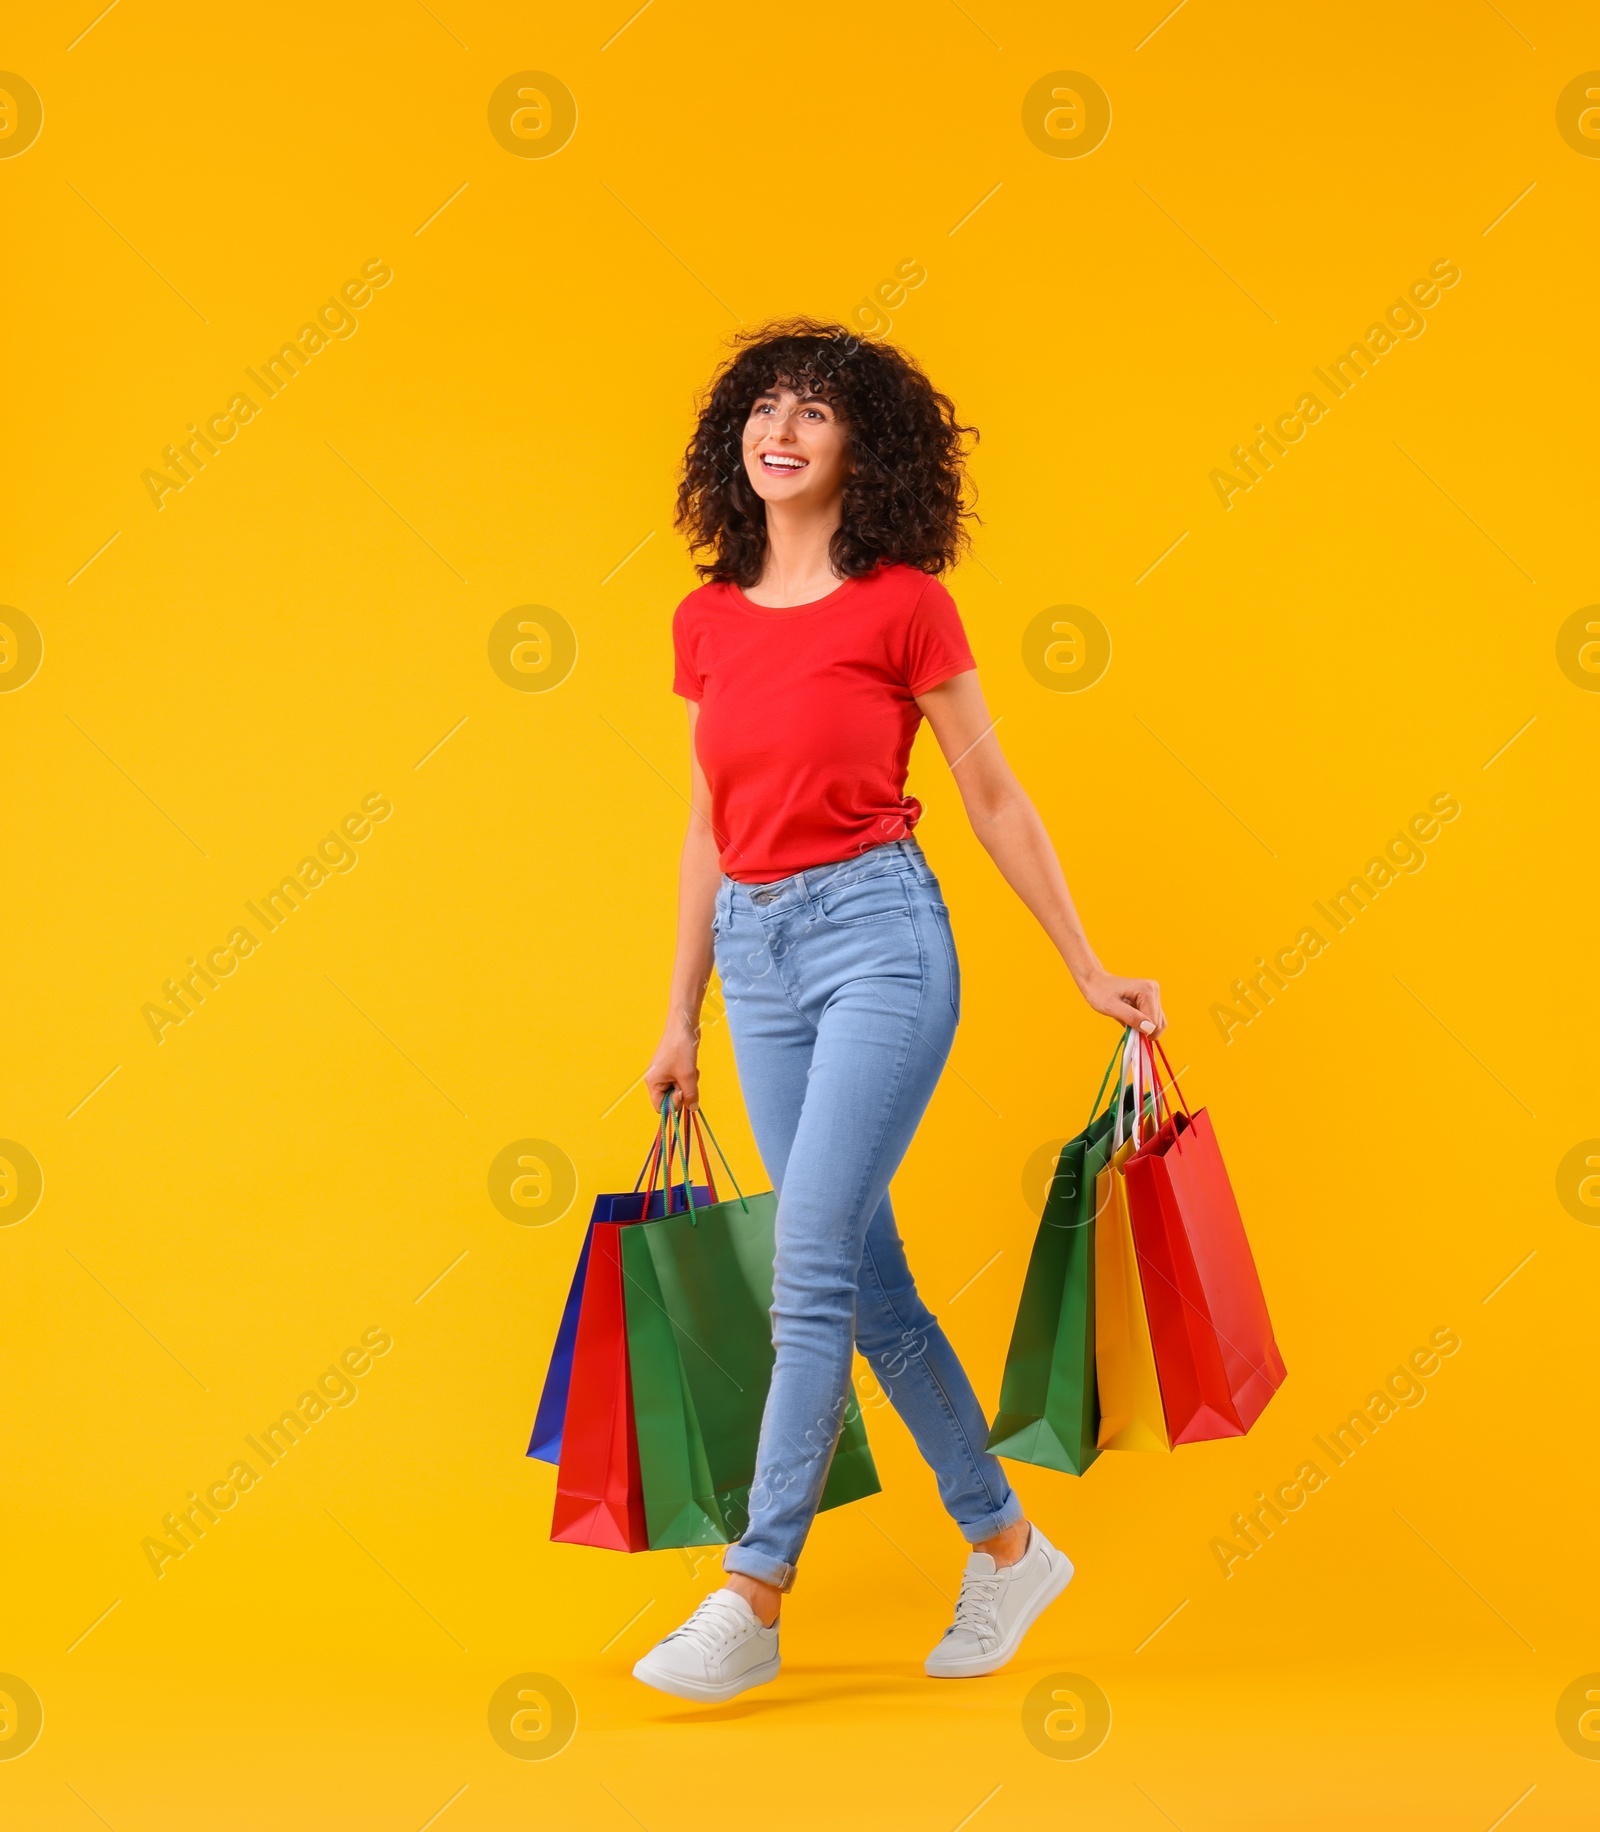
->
xmin=987 ymin=1037 xmax=1130 ymax=1475
xmin=620 ymin=1108 xmax=881 ymax=1550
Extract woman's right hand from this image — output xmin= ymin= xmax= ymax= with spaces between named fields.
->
xmin=644 ymin=1013 xmax=700 ymax=1113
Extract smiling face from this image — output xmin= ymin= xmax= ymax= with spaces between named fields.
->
xmin=741 ymin=382 xmax=850 ymax=509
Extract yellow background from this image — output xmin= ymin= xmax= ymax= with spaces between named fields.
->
xmin=3 ymin=1 xmax=1597 ymax=1825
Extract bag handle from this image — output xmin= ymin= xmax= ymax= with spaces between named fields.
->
xmin=1153 ymin=1034 xmax=1190 ymax=1118
xmin=676 ymin=1106 xmax=750 ymax=1226
xmin=632 ymin=1113 xmax=668 ymax=1194
xmin=1112 ymin=1029 xmax=1141 ymax=1151
xmin=639 ymin=1095 xmax=750 ymax=1227
xmin=637 ymin=1099 xmax=663 ymax=1216
xmin=1087 ymin=1031 xmax=1130 ymax=1124
xmin=1111 ymin=1028 xmax=1166 ymax=1151
xmin=1137 ymin=1035 xmax=1170 ymax=1132
xmin=1138 ymin=1033 xmax=1190 ymax=1125
xmin=673 ymin=1103 xmax=721 ymax=1220
xmin=641 ymin=1094 xmax=699 ymax=1215
xmin=690 ymin=1109 xmax=719 ymax=1205
xmin=676 ymin=1106 xmax=701 ymax=1225
xmin=694 ymin=1108 xmax=748 ymax=1213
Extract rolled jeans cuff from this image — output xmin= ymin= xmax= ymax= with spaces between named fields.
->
xmin=722 ymin=1542 xmax=798 ymax=1592
xmin=961 ymin=1490 xmax=1025 ymax=1546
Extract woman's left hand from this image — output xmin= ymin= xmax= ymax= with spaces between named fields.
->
xmin=1078 ymin=968 xmax=1166 ymax=1036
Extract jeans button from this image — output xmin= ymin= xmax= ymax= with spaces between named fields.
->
xmin=751 ymin=888 xmax=777 ymax=906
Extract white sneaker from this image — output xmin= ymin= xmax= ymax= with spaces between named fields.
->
xmin=632 ymin=1589 xmax=781 ymax=1702
xmin=925 ymin=1525 xmax=1074 ymax=1678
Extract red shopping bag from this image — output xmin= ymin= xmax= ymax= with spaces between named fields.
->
xmin=550 ymin=1113 xmax=717 ymax=1550
xmin=551 ymin=1217 xmax=648 ymax=1549
xmin=1122 ymin=1036 xmax=1285 ymax=1442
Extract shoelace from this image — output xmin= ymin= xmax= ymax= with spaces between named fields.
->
xmin=665 ymin=1591 xmax=760 ymax=1658
xmin=948 ymin=1570 xmax=1006 ymax=1646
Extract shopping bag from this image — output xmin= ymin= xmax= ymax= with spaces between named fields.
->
xmin=1123 ymin=1035 xmax=1286 ymax=1440
xmin=550 ymin=1216 xmax=649 ymax=1550
xmin=1094 ymin=1034 xmax=1172 ymax=1453
xmin=545 ymin=1119 xmax=709 ymax=1549
xmin=527 ymin=1149 xmax=709 ymax=1465
xmin=987 ymin=1035 xmax=1126 ymax=1474
xmin=622 ymin=1110 xmax=881 ymax=1550
xmin=527 ymin=1220 xmax=594 ymax=1465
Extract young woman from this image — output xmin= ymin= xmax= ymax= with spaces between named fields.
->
xmin=634 ymin=321 xmax=1164 ymax=1703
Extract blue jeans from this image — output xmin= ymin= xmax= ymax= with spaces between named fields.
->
xmin=714 ymin=837 xmax=1022 ymax=1592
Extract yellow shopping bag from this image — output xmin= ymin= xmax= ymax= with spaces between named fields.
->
xmin=1094 ymin=1040 xmax=1171 ymax=1453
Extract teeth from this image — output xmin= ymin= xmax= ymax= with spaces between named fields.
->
xmin=762 ymin=454 xmax=805 ymax=468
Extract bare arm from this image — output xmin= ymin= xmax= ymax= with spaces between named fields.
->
xmin=916 ymin=670 xmax=1165 ymax=1035
xmin=644 ymin=702 xmax=721 ymax=1110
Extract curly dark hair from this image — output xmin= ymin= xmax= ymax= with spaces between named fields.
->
xmin=675 ymin=318 xmax=976 ymax=586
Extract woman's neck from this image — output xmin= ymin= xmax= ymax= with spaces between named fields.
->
xmin=746 ymin=497 xmax=844 ymax=607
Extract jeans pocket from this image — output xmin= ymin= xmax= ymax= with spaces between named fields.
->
xmin=817 ymin=873 xmax=911 ymax=926
xmin=930 ymin=901 xmax=961 ymax=1017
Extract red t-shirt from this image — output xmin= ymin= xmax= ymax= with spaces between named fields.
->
xmin=672 ymin=563 xmax=977 ymax=882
